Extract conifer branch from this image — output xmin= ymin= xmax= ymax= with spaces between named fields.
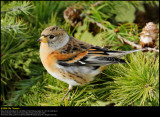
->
xmin=1 ymin=16 xmax=25 ymax=33
xmin=116 ymin=35 xmax=159 ymax=53
xmin=1 ymin=2 xmax=33 ymax=15
xmin=1 ymin=6 xmax=26 ymax=14
xmin=87 ymin=16 xmax=159 ymax=53
xmin=88 ymin=18 xmax=107 ymax=30
xmin=117 ymin=35 xmax=141 ymax=49
xmin=92 ymin=1 xmax=103 ymax=7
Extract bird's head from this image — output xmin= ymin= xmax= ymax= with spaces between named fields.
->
xmin=38 ymin=26 xmax=69 ymax=50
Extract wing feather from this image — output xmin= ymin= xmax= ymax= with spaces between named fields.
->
xmin=56 ymin=37 xmax=129 ymax=66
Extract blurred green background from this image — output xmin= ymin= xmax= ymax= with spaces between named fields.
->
xmin=1 ymin=1 xmax=159 ymax=106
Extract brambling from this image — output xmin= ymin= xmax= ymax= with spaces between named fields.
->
xmin=38 ymin=26 xmax=144 ymax=100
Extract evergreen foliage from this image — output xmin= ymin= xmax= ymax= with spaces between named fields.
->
xmin=1 ymin=1 xmax=159 ymax=106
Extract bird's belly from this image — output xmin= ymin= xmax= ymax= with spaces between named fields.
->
xmin=57 ymin=65 xmax=100 ymax=85
xmin=47 ymin=70 xmax=81 ymax=86
xmin=46 ymin=64 xmax=101 ymax=86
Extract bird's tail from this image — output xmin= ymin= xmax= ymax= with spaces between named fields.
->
xmin=107 ymin=48 xmax=146 ymax=57
xmin=121 ymin=48 xmax=145 ymax=54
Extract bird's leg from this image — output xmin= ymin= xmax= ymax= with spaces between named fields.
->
xmin=62 ymin=85 xmax=73 ymax=101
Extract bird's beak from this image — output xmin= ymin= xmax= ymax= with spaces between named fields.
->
xmin=37 ymin=36 xmax=48 ymax=43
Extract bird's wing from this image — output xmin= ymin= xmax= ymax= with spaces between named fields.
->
xmin=53 ymin=37 xmax=144 ymax=66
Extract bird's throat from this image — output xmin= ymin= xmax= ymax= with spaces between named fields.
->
xmin=40 ymin=43 xmax=52 ymax=62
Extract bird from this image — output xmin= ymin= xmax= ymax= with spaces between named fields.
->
xmin=38 ymin=26 xmax=145 ymax=100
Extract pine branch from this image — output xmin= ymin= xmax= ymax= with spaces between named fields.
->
xmin=1 ymin=24 xmax=25 ymax=33
xmin=88 ymin=17 xmax=107 ymax=30
xmin=92 ymin=1 xmax=103 ymax=7
xmin=2 ymin=6 xmax=27 ymax=14
xmin=1 ymin=16 xmax=26 ymax=33
xmin=145 ymin=47 xmax=159 ymax=53
xmin=87 ymin=17 xmax=160 ymax=53
xmin=117 ymin=35 xmax=141 ymax=49
xmin=108 ymin=52 xmax=159 ymax=106
xmin=116 ymin=34 xmax=159 ymax=53
xmin=87 ymin=18 xmax=159 ymax=53
xmin=1 ymin=1 xmax=33 ymax=16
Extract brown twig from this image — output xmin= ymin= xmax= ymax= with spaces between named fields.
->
xmin=88 ymin=18 xmax=107 ymax=30
xmin=117 ymin=35 xmax=142 ymax=49
xmin=92 ymin=1 xmax=103 ymax=7
xmin=146 ymin=47 xmax=159 ymax=53
xmin=116 ymin=35 xmax=159 ymax=53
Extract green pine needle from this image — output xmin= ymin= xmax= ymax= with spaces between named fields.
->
xmin=106 ymin=52 xmax=159 ymax=106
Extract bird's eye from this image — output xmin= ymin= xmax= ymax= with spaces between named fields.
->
xmin=50 ymin=35 xmax=55 ymax=39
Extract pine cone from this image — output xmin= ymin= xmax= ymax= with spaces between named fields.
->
xmin=64 ymin=6 xmax=84 ymax=27
xmin=139 ymin=22 xmax=159 ymax=48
